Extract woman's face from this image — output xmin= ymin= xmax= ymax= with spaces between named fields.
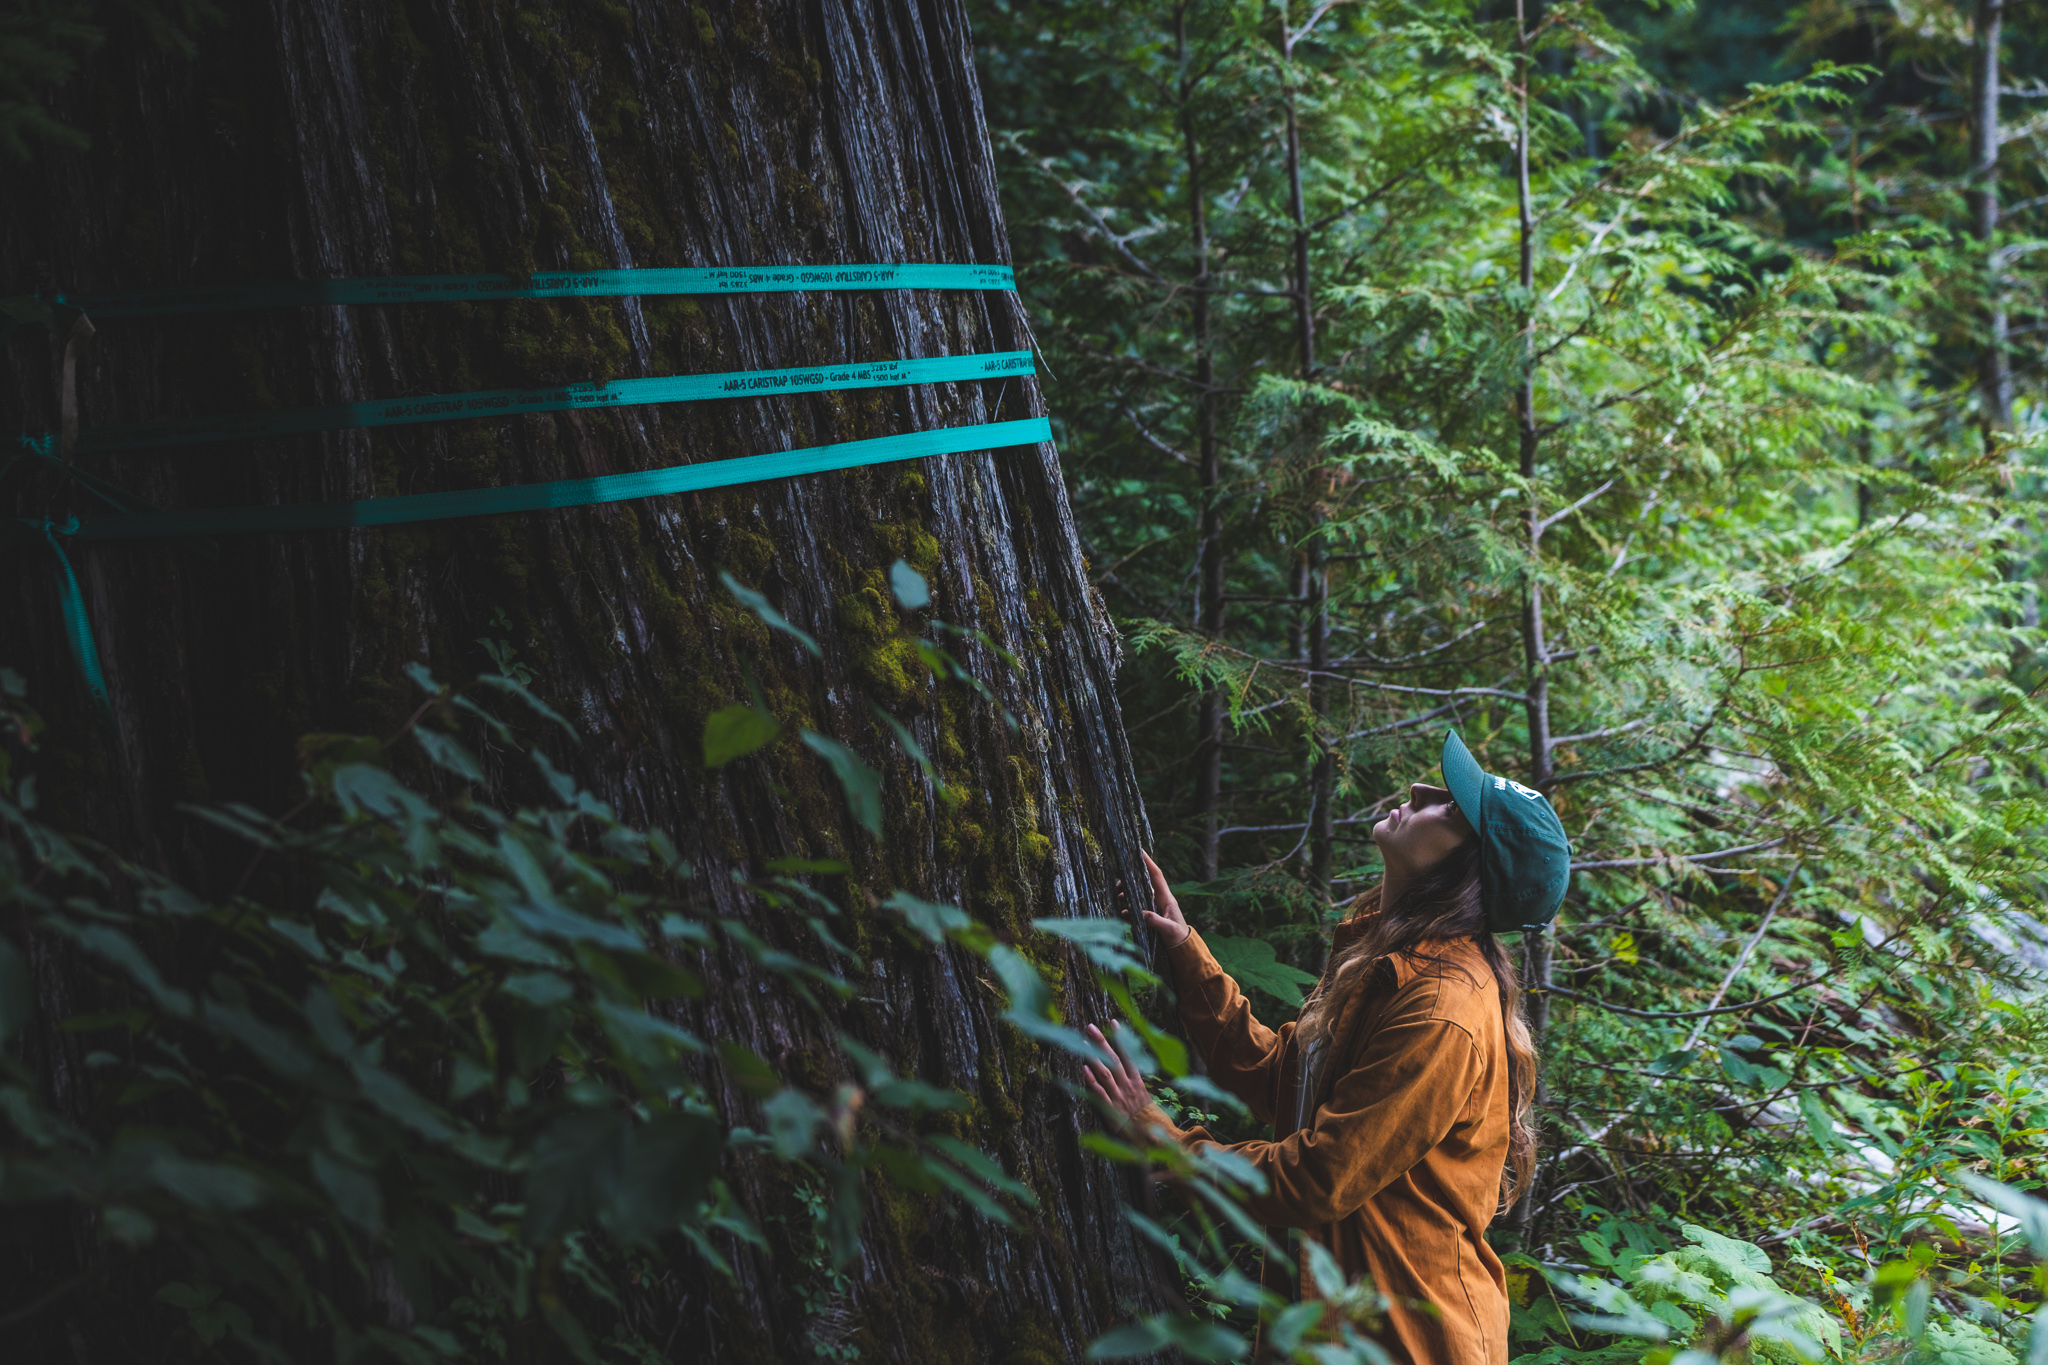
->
xmin=1373 ymin=782 xmax=1476 ymax=879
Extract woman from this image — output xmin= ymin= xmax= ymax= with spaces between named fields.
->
xmin=1082 ymin=730 xmax=1571 ymax=1365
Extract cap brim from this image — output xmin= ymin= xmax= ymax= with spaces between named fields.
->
xmin=1442 ymin=729 xmax=1485 ymax=836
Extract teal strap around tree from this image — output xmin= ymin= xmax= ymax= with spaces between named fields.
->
xmin=29 ymin=518 xmax=114 ymax=723
xmin=71 ymin=416 xmax=1051 ymax=541
xmin=35 ymin=263 xmax=1016 ymax=318
xmin=57 ymin=351 xmax=1034 ymax=455
xmin=7 ymin=259 xmax=1036 ymax=716
xmin=30 ymin=415 xmax=1048 ymax=711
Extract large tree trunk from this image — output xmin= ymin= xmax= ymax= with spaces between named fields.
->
xmin=2 ymin=1 xmax=1168 ymax=1358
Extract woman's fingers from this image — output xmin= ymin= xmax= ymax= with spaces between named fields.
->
xmin=1081 ymin=1023 xmax=1154 ymax=1117
xmin=1141 ymin=850 xmax=1175 ymax=911
xmin=1109 ymin=1023 xmax=1146 ymax=1088
xmin=1080 ymin=1061 xmax=1130 ymax=1124
xmin=1080 ymin=1069 xmax=1122 ymax=1125
xmin=1140 ymin=909 xmax=1189 ymax=947
xmin=1121 ymin=866 xmax=1190 ymax=947
xmin=1139 ymin=852 xmax=1188 ymax=937
xmin=1083 ymin=1024 xmax=1123 ymax=1074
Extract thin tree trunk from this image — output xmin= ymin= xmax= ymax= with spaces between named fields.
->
xmin=1307 ymin=532 xmax=1333 ymax=891
xmin=1 ymin=1 xmax=1170 ymax=1357
xmin=1281 ymin=5 xmax=1333 ymax=896
xmin=1181 ymin=4 xmax=1226 ymax=882
xmin=1971 ymin=0 xmax=2012 ymax=431
xmin=1288 ymin=556 xmax=1310 ymax=660
xmin=1510 ymin=0 xmax=1554 ymax=1242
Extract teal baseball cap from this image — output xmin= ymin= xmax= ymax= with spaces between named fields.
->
xmin=1440 ymin=729 xmax=1571 ymax=933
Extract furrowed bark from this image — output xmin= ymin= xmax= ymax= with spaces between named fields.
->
xmin=1 ymin=2 xmax=1170 ymax=1358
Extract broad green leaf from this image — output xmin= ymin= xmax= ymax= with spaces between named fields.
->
xmin=715 ymin=1041 xmax=780 ymax=1098
xmin=501 ymin=972 xmax=575 ymax=1007
xmin=988 ymin=945 xmax=1108 ymax=1061
xmin=413 ymin=727 xmax=484 ymax=781
xmin=265 ymin=916 xmax=329 ymax=961
xmin=506 ymin=900 xmax=642 ymax=952
xmin=151 ymin=1154 xmax=265 ymax=1211
xmin=872 ymin=705 xmax=942 ymax=787
xmin=43 ymin=920 xmax=194 ymax=1018
xmin=1032 ymin=916 xmax=1145 ymax=975
xmin=926 ymin=1134 xmax=1036 ymax=1203
xmin=1679 ymin=1222 xmax=1773 ymax=1275
xmin=593 ymin=999 xmax=704 ymax=1067
xmin=1798 ymin=1090 xmax=1840 ymax=1152
xmin=203 ymin=1000 xmax=317 ymax=1079
xmin=310 ymin=1149 xmax=384 ymax=1233
xmin=889 ymin=559 xmax=931 ymax=609
xmin=1087 ymin=1314 xmax=1248 ymax=1362
xmin=760 ymin=1089 xmax=826 ymax=1160
xmin=702 ymin=704 xmax=779 ymax=768
xmin=801 ymin=731 xmax=884 ymax=838
xmin=1914 ymin=1320 xmax=2021 ymax=1365
xmin=475 ymin=672 xmax=578 ymax=740
xmin=476 ymin=920 xmax=564 ymax=965
xmin=720 ymin=572 xmax=821 ymax=656
xmin=523 ymin=1110 xmax=627 ymax=1245
xmin=350 ymin=1060 xmax=458 ymax=1142
xmin=880 ymin=891 xmax=990 ymax=949
xmin=1202 ymin=936 xmax=1320 ymax=1008
xmin=604 ymin=1111 xmax=723 ymax=1245
xmin=329 ymin=763 xmax=432 ymax=823
xmin=923 ymin=1156 xmax=1015 ymax=1225
xmin=1955 ymin=1172 xmax=2048 ymax=1258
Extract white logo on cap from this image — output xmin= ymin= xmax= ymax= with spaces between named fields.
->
xmin=1493 ymin=776 xmax=1542 ymax=799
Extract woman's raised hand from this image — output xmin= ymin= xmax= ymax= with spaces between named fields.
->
xmin=1134 ymin=850 xmax=1190 ymax=948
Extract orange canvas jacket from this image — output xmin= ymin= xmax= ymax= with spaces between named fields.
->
xmin=1145 ymin=922 xmax=1512 ymax=1365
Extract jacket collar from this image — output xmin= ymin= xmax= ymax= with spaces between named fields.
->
xmin=1327 ymin=915 xmax=1488 ymax=990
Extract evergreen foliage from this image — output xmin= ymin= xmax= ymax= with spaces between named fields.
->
xmin=974 ymin=0 xmax=2048 ymax=1360
xmin=0 ymin=632 xmax=1050 ymax=1361
xmin=0 ymin=573 xmax=1417 ymax=1360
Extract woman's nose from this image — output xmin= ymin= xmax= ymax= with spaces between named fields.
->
xmin=1408 ymin=782 xmax=1454 ymax=811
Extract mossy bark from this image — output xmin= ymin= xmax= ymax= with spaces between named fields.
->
xmin=1 ymin=1 xmax=1167 ymax=1358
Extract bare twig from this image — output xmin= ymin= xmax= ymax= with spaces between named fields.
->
xmin=1535 ymin=478 xmax=1617 ymax=542
xmin=1571 ymin=836 xmax=1787 ymax=871
xmin=1119 ymin=404 xmax=1195 ymax=467
xmin=1683 ymin=865 xmax=1801 ymax=1052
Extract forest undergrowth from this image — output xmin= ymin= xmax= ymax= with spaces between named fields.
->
xmin=0 ymin=569 xmax=1433 ymax=1363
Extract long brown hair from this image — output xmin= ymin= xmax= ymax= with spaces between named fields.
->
xmin=1294 ymin=840 xmax=1538 ymax=1209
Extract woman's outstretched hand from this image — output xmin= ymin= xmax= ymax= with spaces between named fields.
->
xmin=1080 ymin=1022 xmax=1161 ymax=1133
xmin=1127 ymin=850 xmax=1190 ymax=948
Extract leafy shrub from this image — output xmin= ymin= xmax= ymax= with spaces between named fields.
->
xmin=0 ymin=587 xmax=1043 ymax=1360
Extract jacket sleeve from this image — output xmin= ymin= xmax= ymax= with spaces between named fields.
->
xmin=1164 ymin=927 xmax=1290 ymax=1125
xmin=1162 ymin=977 xmax=1485 ymax=1228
